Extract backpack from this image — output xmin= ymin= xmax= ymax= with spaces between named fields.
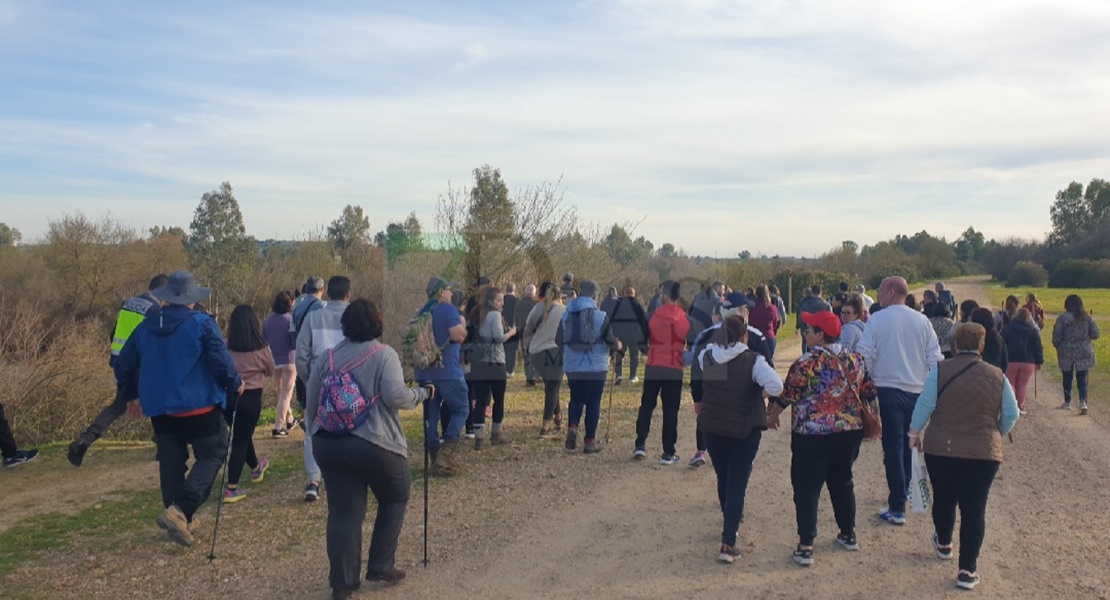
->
xmin=316 ymin=344 xmax=386 ymax=433
xmin=403 ymin=307 xmax=445 ymax=371
xmin=938 ymin=290 xmax=957 ymax=314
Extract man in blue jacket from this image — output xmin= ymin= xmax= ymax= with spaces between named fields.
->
xmin=115 ymin=271 xmax=243 ymax=547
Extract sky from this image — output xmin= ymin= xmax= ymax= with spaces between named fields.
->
xmin=2 ymin=0 xmax=1109 ymax=257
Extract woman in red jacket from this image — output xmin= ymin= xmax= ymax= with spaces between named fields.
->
xmin=633 ymin=280 xmax=690 ymax=464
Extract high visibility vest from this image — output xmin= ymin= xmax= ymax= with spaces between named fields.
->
xmin=110 ymin=296 xmax=158 ymax=357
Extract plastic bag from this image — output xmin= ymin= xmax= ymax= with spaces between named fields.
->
xmin=908 ymin=450 xmax=931 ymax=513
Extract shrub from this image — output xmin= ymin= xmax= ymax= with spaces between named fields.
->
xmin=1007 ymin=261 xmax=1049 ymax=287
xmin=1048 ymin=258 xmax=1110 ymax=288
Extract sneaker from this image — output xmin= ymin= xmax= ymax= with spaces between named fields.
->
xmin=718 ymin=544 xmax=742 ymax=564
xmin=583 ymin=439 xmax=603 ymax=454
xmin=836 ymin=533 xmax=859 ymax=551
xmin=465 ymin=429 xmax=476 ymax=440
xmin=155 ymin=504 xmax=195 ymax=547
xmin=272 ymin=428 xmax=288 ymax=437
xmin=629 ymin=377 xmax=640 ymax=383
xmin=222 ymin=487 xmax=247 ymax=503
xmin=792 ymin=545 xmax=814 ymax=566
xmin=564 ymin=428 xmax=578 ymax=451
xmin=3 ymin=449 xmax=39 ymax=468
xmin=365 ymin=567 xmax=406 ymax=584
xmin=632 ymin=445 xmax=647 ymax=460
xmin=1060 ymin=402 xmax=1072 ymax=410
xmin=1018 ymin=409 xmax=1028 ymax=415
xmin=68 ymin=441 xmax=89 ymax=467
xmin=305 ymin=482 xmax=321 ymax=502
xmin=251 ymin=457 xmax=269 ymax=483
xmin=286 ymin=417 xmax=300 ymax=430
xmin=688 ymin=451 xmax=707 ymax=467
xmin=614 ymin=376 xmax=623 ymax=386
xmin=931 ymin=532 xmax=954 ymax=560
xmin=538 ymin=427 xmax=555 ymax=439
xmin=1080 ymin=403 xmax=1089 ymax=415
xmin=878 ymin=507 xmax=906 ymax=525
xmin=957 ymin=570 xmax=981 ymax=590
xmin=659 ymin=453 xmax=680 ymax=465
xmin=298 ymin=418 xmax=306 ymax=431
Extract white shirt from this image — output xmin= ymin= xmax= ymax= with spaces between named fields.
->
xmin=856 ymin=305 xmax=943 ymax=394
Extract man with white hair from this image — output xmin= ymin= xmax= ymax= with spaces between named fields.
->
xmin=855 ymin=284 xmax=874 ymax=310
xmin=857 ymin=276 xmax=943 ymax=526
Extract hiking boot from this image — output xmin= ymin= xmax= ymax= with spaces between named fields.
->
xmin=836 ymin=533 xmax=859 ymax=551
xmin=250 ymin=457 xmax=269 ymax=483
xmin=688 ymin=451 xmax=707 ymax=467
xmin=155 ymin=505 xmax=195 ymax=547
xmin=632 ymin=445 xmax=647 ymax=460
xmin=223 ymin=487 xmax=247 ymax=503
xmin=304 ymin=482 xmax=321 ymax=502
xmin=565 ymin=428 xmax=578 ymax=451
xmin=659 ymin=453 xmax=680 ymax=465
xmin=792 ymin=545 xmax=814 ymax=566
xmin=957 ymin=570 xmax=981 ymax=590
xmin=68 ymin=440 xmax=89 ymax=467
xmin=432 ymin=440 xmax=459 ymax=476
xmin=932 ymin=532 xmax=953 ymax=560
xmin=583 ymin=439 xmax=603 ymax=454
xmin=366 ymin=567 xmax=406 ymax=584
xmin=718 ymin=544 xmax=742 ymax=564
xmin=3 ymin=449 xmax=39 ymax=468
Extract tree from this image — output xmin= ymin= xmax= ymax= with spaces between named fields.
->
xmin=953 ymin=226 xmax=986 ymax=262
xmin=1049 ymin=181 xmax=1089 ymax=246
xmin=737 ymin=250 xmax=752 ymax=260
xmin=42 ymin=212 xmax=138 ymax=316
xmin=658 ymin=242 xmax=676 ymax=258
xmin=0 ymin=222 xmax=22 ymax=247
xmin=326 ymin=204 xmax=371 ymax=251
xmin=149 ymin=225 xmax=186 ymax=240
xmin=184 ymin=181 xmax=260 ymax=307
xmin=604 ymin=224 xmax=654 ymax=267
xmin=374 ymin=212 xmax=425 ymax=267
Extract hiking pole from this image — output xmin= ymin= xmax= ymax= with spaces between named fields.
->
xmin=208 ymin=395 xmax=240 ymax=564
xmin=422 ymin=395 xmax=430 ymax=569
xmin=1034 ymin=368 xmax=1038 ymax=399
xmin=605 ymin=354 xmax=616 ymax=444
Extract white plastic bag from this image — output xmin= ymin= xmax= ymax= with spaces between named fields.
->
xmin=908 ymin=450 xmax=931 ymax=513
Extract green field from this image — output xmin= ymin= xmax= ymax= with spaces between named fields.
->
xmin=985 ymin=283 xmax=1110 ymax=316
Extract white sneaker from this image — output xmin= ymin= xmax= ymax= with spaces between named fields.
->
xmin=688 ymin=451 xmax=707 ymax=467
xmin=1060 ymin=402 xmax=1072 ymax=410
xmin=632 ymin=446 xmax=646 ymax=459
xmin=659 ymin=453 xmax=680 ymax=465
xmin=1080 ymin=403 xmax=1089 ymax=415
xmin=629 ymin=377 xmax=639 ymax=383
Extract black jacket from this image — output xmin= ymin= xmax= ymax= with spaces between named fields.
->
xmin=1002 ymin=319 xmax=1044 ymax=365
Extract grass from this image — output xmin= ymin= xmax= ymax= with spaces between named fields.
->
xmin=985 ymin=283 xmax=1110 ymax=316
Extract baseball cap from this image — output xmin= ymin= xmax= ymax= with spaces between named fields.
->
xmin=801 ymin=310 xmax=842 ymax=338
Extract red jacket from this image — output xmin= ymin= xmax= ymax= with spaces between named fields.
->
xmin=647 ymin=304 xmax=690 ymax=370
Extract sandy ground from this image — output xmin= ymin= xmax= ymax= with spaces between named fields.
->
xmin=3 ymin=277 xmax=1109 ymax=599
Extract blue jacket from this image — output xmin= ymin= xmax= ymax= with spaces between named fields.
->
xmin=116 ymin=305 xmax=242 ymax=417
xmin=558 ymin=297 xmax=619 ymax=375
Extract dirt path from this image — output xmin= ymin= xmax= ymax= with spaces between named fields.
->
xmin=5 ymin=277 xmax=1110 ymax=599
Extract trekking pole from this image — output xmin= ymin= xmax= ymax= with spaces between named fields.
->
xmin=208 ymin=394 xmax=239 ymax=564
xmin=1034 ymin=368 xmax=1038 ymax=399
xmin=422 ymin=395 xmax=430 ymax=569
xmin=605 ymin=354 xmax=616 ymax=444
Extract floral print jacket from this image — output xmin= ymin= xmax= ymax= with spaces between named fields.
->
xmin=782 ymin=344 xmax=878 ymax=435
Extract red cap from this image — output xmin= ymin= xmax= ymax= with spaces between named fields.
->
xmin=802 ymin=310 xmax=842 ymax=339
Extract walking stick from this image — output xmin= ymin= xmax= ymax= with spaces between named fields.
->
xmin=422 ymin=396 xmax=430 ymax=569
xmin=208 ymin=394 xmax=240 ymax=564
xmin=1034 ymin=368 xmax=1038 ymax=399
xmin=605 ymin=354 xmax=616 ymax=444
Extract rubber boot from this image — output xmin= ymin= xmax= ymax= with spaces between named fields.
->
xmin=490 ymin=423 xmax=505 ymax=446
xmin=432 ymin=440 xmax=459 ymax=476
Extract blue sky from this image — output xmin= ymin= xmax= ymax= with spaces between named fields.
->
xmin=2 ymin=0 xmax=1109 ymax=256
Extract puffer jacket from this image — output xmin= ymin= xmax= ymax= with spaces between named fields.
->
xmin=559 ymin=297 xmax=619 ymax=375
xmin=1002 ymin=319 xmax=1044 ymax=365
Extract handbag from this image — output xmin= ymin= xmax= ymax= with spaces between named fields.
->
xmin=839 ymin=354 xmax=882 ymax=440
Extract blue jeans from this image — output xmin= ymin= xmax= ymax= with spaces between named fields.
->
xmin=704 ymin=431 xmax=762 ymax=547
xmin=424 ymin=379 xmax=469 ymax=451
xmin=567 ymin=376 xmax=606 ymax=440
xmin=878 ymin=387 xmax=918 ymax=513
xmin=1062 ymin=367 xmax=1089 ymax=403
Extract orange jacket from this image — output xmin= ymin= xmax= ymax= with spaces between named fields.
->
xmin=647 ymin=304 xmax=690 ymax=370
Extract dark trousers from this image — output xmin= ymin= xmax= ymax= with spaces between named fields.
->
xmin=567 ymin=376 xmax=605 ymax=439
xmin=223 ymin=388 xmax=263 ymax=486
xmin=704 ymin=431 xmax=762 ymax=547
xmin=614 ymin=344 xmax=640 ymax=380
xmin=152 ymin=410 xmax=228 ymax=520
xmin=531 ymin=350 xmax=563 ymax=421
xmin=878 ymin=387 xmax=918 ymax=513
xmin=1062 ymin=367 xmax=1090 ymax=403
xmin=925 ymin=454 xmax=1000 ymax=573
xmin=295 ymin=376 xmax=307 ymax=410
xmin=314 ymin=435 xmax=411 ymax=591
xmin=471 ymin=378 xmax=507 ymax=427
xmin=791 ymin=430 xmax=864 ymax=546
xmin=504 ymin=340 xmax=520 ymax=375
xmin=635 ymin=367 xmax=683 ymax=455
xmin=691 ymin=381 xmax=706 ymax=452
xmin=0 ymin=401 xmax=18 ymax=458
xmin=77 ymin=383 xmax=129 ymax=445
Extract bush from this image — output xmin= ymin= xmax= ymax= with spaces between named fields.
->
xmin=1007 ymin=261 xmax=1049 ymax=287
xmin=1048 ymin=259 xmax=1110 ymax=288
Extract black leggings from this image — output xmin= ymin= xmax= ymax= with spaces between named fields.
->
xmin=224 ymin=388 xmax=262 ymax=486
xmin=531 ymin=349 xmax=564 ymax=421
xmin=471 ymin=379 xmax=507 ymax=426
xmin=925 ymin=454 xmax=1000 ymax=573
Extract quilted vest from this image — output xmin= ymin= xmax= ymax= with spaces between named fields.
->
xmin=923 ymin=354 xmax=1004 ymax=462
xmin=697 ymin=350 xmax=767 ymax=439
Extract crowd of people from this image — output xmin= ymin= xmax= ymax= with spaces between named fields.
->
xmin=1 ymin=270 xmax=1102 ymax=597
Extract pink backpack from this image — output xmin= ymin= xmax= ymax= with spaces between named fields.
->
xmin=315 ymin=344 xmax=386 ymax=433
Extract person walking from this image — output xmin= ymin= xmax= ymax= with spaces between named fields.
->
xmin=929 ymin=303 xmax=956 ymax=359
xmin=995 ymin=295 xmax=1021 ymax=331
xmin=501 ymin=283 xmax=521 ymax=378
xmin=796 ymin=286 xmax=831 ymax=353
xmin=523 ymin=282 xmax=567 ymax=437
xmin=1053 ymin=294 xmax=1100 ymax=414
xmin=0 ymin=401 xmax=38 ymax=467
xmin=290 ymin=277 xmax=326 ymax=414
xmin=1024 ymin=293 xmax=1046 ymax=330
xmin=634 ymin=280 xmax=690 ymax=464
xmin=769 ymin=310 xmax=877 ymax=566
xmin=559 ymin=280 xmax=621 ymax=454
xmin=469 ymin=287 xmax=515 ymax=449
xmin=415 ymin=277 xmax=469 ymax=476
xmin=838 ymin=296 xmax=866 ymax=351
xmin=610 ymin=287 xmax=649 ymax=385
xmin=856 ymin=276 xmax=943 ymax=526
xmin=908 ymin=323 xmax=1020 ymax=590
xmin=222 ymin=304 xmax=275 ymax=503
xmin=748 ymin=285 xmax=780 ymax=363
xmin=306 ymin=298 xmax=433 ymax=599
xmin=970 ymin=308 xmax=1008 ymax=373
xmin=296 ymin=276 xmax=352 ymax=501
xmin=697 ymin=315 xmax=783 ymax=563
xmin=688 ymin=281 xmax=724 ymax=344
xmin=514 ymin=284 xmax=539 ymax=385
xmin=114 ymin=271 xmax=243 ymax=546
xmin=68 ymin=274 xmax=167 ymax=466
xmin=1001 ymin=308 xmax=1043 ymax=414
xmin=263 ymin=290 xmax=298 ymax=436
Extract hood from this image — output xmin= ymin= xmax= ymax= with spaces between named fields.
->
xmin=150 ymin=305 xmax=202 ymax=337
xmin=1011 ymin=319 xmax=1040 ymax=334
xmin=566 ymin=297 xmax=598 ymax=314
xmin=653 ymin=303 xmax=686 ymax=324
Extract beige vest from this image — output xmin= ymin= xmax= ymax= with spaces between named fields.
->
xmin=922 ymin=354 xmax=1004 ymax=462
